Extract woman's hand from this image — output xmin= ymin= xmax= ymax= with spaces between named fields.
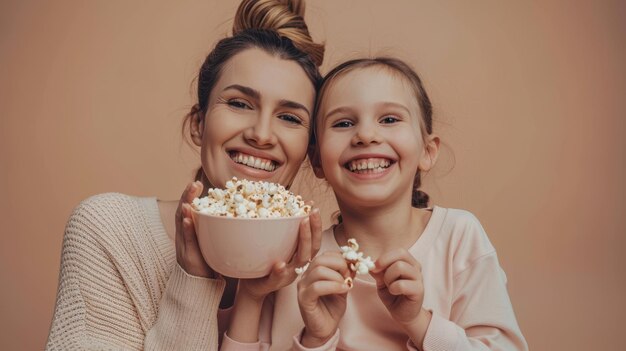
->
xmin=369 ymin=248 xmax=431 ymax=346
xmin=176 ymin=181 xmax=216 ymax=278
xmin=297 ymin=252 xmax=352 ymax=348
xmin=237 ymin=208 xmax=322 ymax=301
xmin=225 ymin=208 xmax=322 ymax=343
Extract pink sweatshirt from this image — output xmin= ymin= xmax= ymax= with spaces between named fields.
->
xmin=220 ymin=206 xmax=528 ymax=350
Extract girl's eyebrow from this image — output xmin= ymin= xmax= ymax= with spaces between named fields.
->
xmin=324 ymin=102 xmax=411 ymax=119
xmin=324 ymin=106 xmax=353 ymax=119
xmin=223 ymin=84 xmax=310 ymax=117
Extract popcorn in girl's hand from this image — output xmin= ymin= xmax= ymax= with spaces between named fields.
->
xmin=340 ymin=238 xmax=375 ymax=275
xmin=294 ymin=238 xmax=375 ymax=284
xmin=192 ymin=177 xmax=311 ymax=218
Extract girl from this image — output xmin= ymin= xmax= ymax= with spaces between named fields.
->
xmin=223 ymin=58 xmax=528 ymax=350
xmin=46 ymin=0 xmax=324 ymax=350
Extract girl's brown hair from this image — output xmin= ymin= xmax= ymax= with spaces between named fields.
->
xmin=309 ymin=57 xmax=433 ymax=208
xmin=183 ymin=0 xmax=324 ymax=189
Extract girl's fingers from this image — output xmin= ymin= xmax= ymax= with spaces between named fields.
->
xmin=300 ymin=280 xmax=350 ymax=301
xmin=382 ymin=260 xmax=420 ymax=287
xmin=307 ymin=253 xmax=351 ymax=278
xmin=301 ymin=264 xmax=349 ymax=286
xmin=372 ymin=248 xmax=420 ymax=274
xmin=387 ymin=279 xmax=423 ymax=298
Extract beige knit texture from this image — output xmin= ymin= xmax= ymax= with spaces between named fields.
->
xmin=46 ymin=193 xmax=225 ymax=350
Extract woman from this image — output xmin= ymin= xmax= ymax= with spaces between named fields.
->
xmin=45 ymin=0 xmax=324 ymax=350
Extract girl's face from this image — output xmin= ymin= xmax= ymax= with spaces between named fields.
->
xmin=315 ymin=67 xmax=434 ymax=209
xmin=191 ymin=48 xmax=315 ymax=188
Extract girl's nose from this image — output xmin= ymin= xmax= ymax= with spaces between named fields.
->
xmin=351 ymin=122 xmax=381 ymax=146
xmin=243 ymin=113 xmax=278 ymax=148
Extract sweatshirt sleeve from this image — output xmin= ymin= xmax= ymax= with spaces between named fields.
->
xmin=46 ymin=195 xmax=225 ymax=351
xmin=144 ymin=264 xmax=225 ymax=350
xmin=290 ymin=328 xmax=340 ymax=351
xmin=422 ymin=253 xmax=528 ymax=351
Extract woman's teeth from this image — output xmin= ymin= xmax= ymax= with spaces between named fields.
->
xmin=347 ymin=158 xmax=391 ymax=173
xmin=231 ymin=152 xmax=276 ymax=172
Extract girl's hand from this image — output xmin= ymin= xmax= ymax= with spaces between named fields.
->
xmin=297 ymin=252 xmax=352 ymax=348
xmin=176 ymin=181 xmax=216 ymax=278
xmin=369 ymin=248 xmax=426 ymax=327
xmin=237 ymin=208 xmax=322 ymax=301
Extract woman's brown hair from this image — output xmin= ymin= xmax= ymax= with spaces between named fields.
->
xmin=309 ymin=57 xmax=434 ymax=208
xmin=182 ymin=0 xmax=324 ymax=189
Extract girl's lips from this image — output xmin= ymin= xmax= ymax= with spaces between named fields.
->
xmin=344 ymin=157 xmax=394 ymax=172
xmin=343 ymin=161 xmax=396 ymax=180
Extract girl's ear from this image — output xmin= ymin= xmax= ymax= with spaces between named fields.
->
xmin=419 ymin=134 xmax=440 ymax=172
xmin=190 ymin=106 xmax=204 ymax=146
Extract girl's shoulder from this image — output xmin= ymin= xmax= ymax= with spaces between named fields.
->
xmin=431 ymin=206 xmax=497 ymax=264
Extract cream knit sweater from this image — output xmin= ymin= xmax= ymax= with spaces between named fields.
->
xmin=46 ymin=193 xmax=226 ymax=350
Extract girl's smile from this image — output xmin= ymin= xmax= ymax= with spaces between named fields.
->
xmin=315 ymin=66 xmax=427 ymax=208
xmin=343 ymin=155 xmax=396 ymax=180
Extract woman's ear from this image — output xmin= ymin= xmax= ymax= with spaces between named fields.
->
xmin=190 ymin=105 xmax=204 ymax=146
xmin=418 ymin=134 xmax=440 ymax=172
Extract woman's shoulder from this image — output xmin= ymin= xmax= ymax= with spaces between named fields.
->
xmin=70 ymin=192 xmax=155 ymax=219
xmin=65 ymin=192 xmax=161 ymax=248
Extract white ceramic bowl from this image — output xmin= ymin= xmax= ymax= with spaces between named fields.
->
xmin=191 ymin=210 xmax=308 ymax=278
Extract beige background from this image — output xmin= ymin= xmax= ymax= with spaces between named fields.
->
xmin=1 ymin=0 xmax=624 ymax=349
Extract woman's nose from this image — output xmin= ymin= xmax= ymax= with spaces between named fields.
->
xmin=351 ymin=122 xmax=381 ymax=146
xmin=243 ymin=114 xmax=277 ymax=147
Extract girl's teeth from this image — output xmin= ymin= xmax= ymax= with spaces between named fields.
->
xmin=348 ymin=158 xmax=391 ymax=172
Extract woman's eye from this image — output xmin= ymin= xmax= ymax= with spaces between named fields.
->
xmin=227 ymin=99 xmax=251 ymax=109
xmin=380 ymin=116 xmax=399 ymax=124
xmin=278 ymin=114 xmax=302 ymax=125
xmin=332 ymin=120 xmax=353 ymax=128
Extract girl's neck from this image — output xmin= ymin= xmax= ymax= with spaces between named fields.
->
xmin=334 ymin=199 xmax=432 ymax=260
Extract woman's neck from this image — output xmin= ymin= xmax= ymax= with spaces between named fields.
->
xmin=334 ymin=199 xmax=431 ymax=260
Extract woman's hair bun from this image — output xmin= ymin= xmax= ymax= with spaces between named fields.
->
xmin=233 ymin=0 xmax=324 ymax=66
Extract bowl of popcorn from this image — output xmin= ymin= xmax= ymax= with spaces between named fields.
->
xmin=191 ymin=177 xmax=310 ymax=279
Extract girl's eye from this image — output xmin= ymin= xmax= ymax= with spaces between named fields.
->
xmin=332 ymin=120 xmax=354 ymax=128
xmin=227 ymin=99 xmax=252 ymax=110
xmin=380 ymin=116 xmax=400 ymax=124
xmin=278 ymin=113 xmax=303 ymax=125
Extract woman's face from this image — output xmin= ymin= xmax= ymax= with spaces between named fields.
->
xmin=192 ymin=48 xmax=315 ymax=188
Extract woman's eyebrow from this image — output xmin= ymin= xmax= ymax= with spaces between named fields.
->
xmin=223 ymin=84 xmax=260 ymax=99
xmin=278 ymin=100 xmax=310 ymax=117
xmin=223 ymin=84 xmax=310 ymax=117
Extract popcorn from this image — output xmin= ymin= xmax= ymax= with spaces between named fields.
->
xmin=192 ymin=177 xmax=311 ymax=219
xmin=294 ymin=262 xmax=310 ymax=275
xmin=340 ymin=238 xmax=375 ymax=276
xmin=294 ymin=238 xmax=375 ymax=289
